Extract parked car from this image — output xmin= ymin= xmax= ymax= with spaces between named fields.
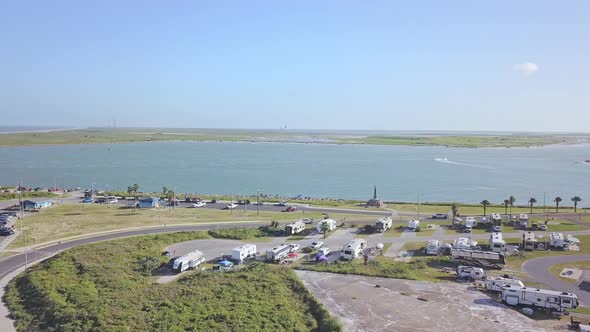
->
xmin=277 ymin=201 xmax=287 ymax=206
xmin=191 ymin=202 xmax=206 ymax=208
xmin=0 ymin=228 xmax=15 ymax=236
xmin=226 ymin=203 xmax=238 ymax=209
xmin=540 ymin=224 xmax=547 ymax=231
xmin=492 ymin=225 xmax=501 ymax=232
xmin=432 ymin=213 xmax=448 ymax=219
xmin=531 ymin=223 xmax=538 ymax=230
xmin=302 ymin=218 xmax=313 ymax=224
xmin=289 ymin=244 xmax=301 ymax=253
xmin=310 ymin=241 xmax=324 ymax=250
xmin=283 ymin=206 xmax=297 ymax=212
xmin=82 ymin=198 xmax=94 ymax=203
xmin=318 ymin=247 xmax=331 ymax=256
xmin=210 ymin=199 xmax=217 ymax=203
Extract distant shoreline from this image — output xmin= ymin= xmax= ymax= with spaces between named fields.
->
xmin=0 ymin=127 xmax=85 ymax=134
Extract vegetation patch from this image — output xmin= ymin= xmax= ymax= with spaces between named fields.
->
xmin=0 ymin=192 xmax=59 ymax=201
xmin=4 ymin=231 xmax=340 ymax=332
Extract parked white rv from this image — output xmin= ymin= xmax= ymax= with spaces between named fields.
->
xmin=523 ymin=232 xmax=537 ymax=250
xmin=485 ymin=276 xmax=525 ymax=292
xmin=284 ymin=221 xmax=306 ymax=235
xmin=454 ymin=237 xmax=477 ymax=250
xmin=501 ymin=287 xmax=579 ymax=312
xmin=550 ymin=232 xmax=566 ymax=249
xmin=340 ymin=239 xmax=367 ymax=260
xmin=465 ymin=217 xmax=476 ymax=233
xmin=457 ymin=265 xmax=485 ymax=280
xmin=375 ymin=217 xmax=392 ymax=232
xmin=231 ymin=244 xmax=257 ymax=263
xmin=173 ymin=250 xmax=205 ymax=273
xmin=489 ymin=232 xmax=506 ymax=252
xmin=266 ymin=244 xmax=291 ymax=262
xmin=426 ymin=240 xmax=440 ymax=255
xmin=407 ymin=219 xmax=420 ymax=231
xmin=451 ymin=248 xmax=505 ymax=269
xmin=519 ymin=214 xmax=529 ymax=229
xmin=491 ymin=213 xmax=502 ymax=225
xmin=316 ymin=218 xmax=337 ymax=233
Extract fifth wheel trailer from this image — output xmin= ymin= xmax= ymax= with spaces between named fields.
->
xmin=284 ymin=221 xmax=306 ymax=235
xmin=375 ymin=217 xmax=392 ymax=232
xmin=451 ymin=248 xmax=505 ymax=269
xmin=501 ymin=287 xmax=578 ymax=312
xmin=340 ymin=238 xmax=368 ymax=260
xmin=173 ymin=250 xmax=206 ymax=273
xmin=266 ymin=244 xmax=291 ymax=262
xmin=231 ymin=244 xmax=257 ymax=263
xmin=485 ymin=276 xmax=525 ymax=292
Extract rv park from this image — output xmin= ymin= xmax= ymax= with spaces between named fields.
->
xmin=1 ymin=190 xmax=590 ymax=331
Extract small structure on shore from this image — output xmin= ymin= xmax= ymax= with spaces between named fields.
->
xmin=138 ymin=197 xmax=159 ymax=208
xmin=366 ymin=186 xmax=384 ymax=208
xmin=22 ymin=199 xmax=53 ymax=210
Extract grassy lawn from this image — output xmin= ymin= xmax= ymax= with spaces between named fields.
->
xmin=416 ymin=229 xmax=436 ymax=237
xmin=10 ymin=204 xmax=377 ymax=248
xmin=382 ymin=227 xmax=403 ymax=238
xmin=286 ymin=228 xmax=316 ymax=241
xmin=0 ymin=192 xmax=60 ymax=201
xmin=382 ymin=243 xmax=392 ymax=253
xmin=571 ymin=306 xmax=590 ymax=315
xmin=295 ymin=255 xmax=455 ymax=283
xmin=387 ymin=203 xmax=583 ymax=215
xmin=548 ymin=261 xmax=590 ymax=284
xmin=527 ymin=217 xmax=588 ymax=231
xmin=5 ymin=232 xmax=340 ymax=332
xmin=506 ymin=235 xmax=590 ymax=270
xmin=401 ymin=242 xmax=427 ymax=252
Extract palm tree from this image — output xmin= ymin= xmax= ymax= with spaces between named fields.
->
xmin=508 ymin=196 xmax=516 ymax=216
xmin=480 ymin=200 xmax=490 ymax=216
xmin=528 ymin=198 xmax=537 ymax=214
xmin=554 ymin=197 xmax=562 ymax=213
xmin=451 ymin=203 xmax=459 ymax=221
xmin=503 ymin=199 xmax=510 ymax=215
xmin=571 ymin=196 xmax=582 ymax=213
xmin=321 ymin=221 xmax=329 ymax=239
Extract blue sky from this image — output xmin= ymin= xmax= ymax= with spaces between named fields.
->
xmin=1 ymin=1 xmax=589 ymax=131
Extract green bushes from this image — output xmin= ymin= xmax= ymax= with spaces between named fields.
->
xmin=4 ymin=231 xmax=340 ymax=332
xmin=208 ymin=227 xmax=269 ymax=240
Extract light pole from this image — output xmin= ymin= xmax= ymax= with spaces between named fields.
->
xmin=257 ymin=190 xmax=260 ymax=216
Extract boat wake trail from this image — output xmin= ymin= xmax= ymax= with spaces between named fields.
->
xmin=433 ymin=157 xmax=492 ymax=169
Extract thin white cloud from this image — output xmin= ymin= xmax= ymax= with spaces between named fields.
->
xmin=513 ymin=62 xmax=539 ymax=76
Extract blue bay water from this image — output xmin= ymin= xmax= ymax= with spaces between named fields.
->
xmin=0 ymin=141 xmax=588 ymax=205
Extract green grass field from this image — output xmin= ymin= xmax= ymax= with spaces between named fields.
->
xmin=339 ymin=135 xmax=566 ymax=148
xmin=4 ymin=232 xmax=340 ymax=332
xmin=549 ymin=261 xmax=590 ymax=284
xmin=506 ymin=235 xmax=590 ymax=270
xmin=9 ymin=203 xmax=377 ymax=248
xmin=0 ymin=192 xmax=60 ymax=201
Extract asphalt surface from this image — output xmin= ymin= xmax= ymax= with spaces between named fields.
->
xmin=523 ymin=254 xmax=590 ymax=306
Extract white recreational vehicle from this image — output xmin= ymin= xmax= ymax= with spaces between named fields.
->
xmin=501 ymin=287 xmax=579 ymax=312
xmin=266 ymin=244 xmax=291 ymax=262
xmin=465 ymin=217 xmax=476 ymax=232
xmin=316 ymin=218 xmax=337 ymax=233
xmin=426 ymin=240 xmax=440 ymax=255
xmin=231 ymin=244 xmax=257 ymax=263
xmin=375 ymin=217 xmax=393 ymax=232
xmin=457 ymin=265 xmax=485 ymax=280
xmin=284 ymin=221 xmax=306 ymax=235
xmin=407 ymin=219 xmax=420 ymax=231
xmin=451 ymin=248 xmax=505 ymax=269
xmin=550 ymin=232 xmax=566 ymax=249
xmin=485 ymin=276 xmax=525 ymax=292
xmin=491 ymin=213 xmax=502 ymax=225
xmin=519 ymin=214 xmax=529 ymax=229
xmin=489 ymin=232 xmax=506 ymax=252
xmin=454 ymin=237 xmax=478 ymax=250
xmin=523 ymin=232 xmax=537 ymax=250
xmin=340 ymin=238 xmax=367 ymax=260
xmin=173 ymin=250 xmax=206 ymax=273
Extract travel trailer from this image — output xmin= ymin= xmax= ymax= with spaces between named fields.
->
xmin=231 ymin=244 xmax=257 ymax=263
xmin=501 ymin=287 xmax=579 ymax=312
xmin=485 ymin=276 xmax=525 ymax=292
xmin=491 ymin=213 xmax=502 ymax=225
xmin=451 ymin=248 xmax=505 ymax=269
xmin=454 ymin=237 xmax=478 ymax=250
xmin=284 ymin=221 xmax=306 ymax=235
xmin=519 ymin=214 xmax=529 ymax=229
xmin=489 ymin=232 xmax=506 ymax=252
xmin=316 ymin=218 xmax=337 ymax=233
xmin=340 ymin=239 xmax=367 ymax=260
xmin=550 ymin=232 xmax=566 ymax=249
xmin=407 ymin=219 xmax=420 ymax=231
xmin=266 ymin=244 xmax=291 ymax=262
xmin=457 ymin=265 xmax=485 ymax=280
xmin=426 ymin=240 xmax=440 ymax=255
xmin=375 ymin=217 xmax=393 ymax=232
xmin=173 ymin=250 xmax=205 ymax=273
xmin=523 ymin=232 xmax=537 ymax=250
xmin=465 ymin=217 xmax=476 ymax=233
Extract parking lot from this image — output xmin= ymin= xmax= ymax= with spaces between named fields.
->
xmin=296 ymin=271 xmax=560 ymax=332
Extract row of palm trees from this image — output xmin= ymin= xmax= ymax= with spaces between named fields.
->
xmin=479 ymin=196 xmax=583 ymax=215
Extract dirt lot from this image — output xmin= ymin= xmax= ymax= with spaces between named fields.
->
xmin=296 ymin=271 xmax=563 ymax=332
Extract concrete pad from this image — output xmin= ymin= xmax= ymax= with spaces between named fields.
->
xmin=560 ymin=268 xmax=582 ymax=280
xmin=296 ymin=271 xmax=558 ymax=332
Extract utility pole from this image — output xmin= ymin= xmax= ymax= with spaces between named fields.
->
xmin=257 ymin=190 xmax=260 ymax=216
xmin=18 ymin=180 xmax=28 ymax=271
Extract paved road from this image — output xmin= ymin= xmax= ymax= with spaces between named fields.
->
xmin=523 ymin=254 xmax=590 ymax=306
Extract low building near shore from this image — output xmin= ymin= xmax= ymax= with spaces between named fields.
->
xmin=22 ymin=199 xmax=53 ymax=210
xmin=138 ymin=197 xmax=159 ymax=208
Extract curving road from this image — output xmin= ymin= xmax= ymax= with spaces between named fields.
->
xmin=523 ymin=254 xmax=590 ymax=306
